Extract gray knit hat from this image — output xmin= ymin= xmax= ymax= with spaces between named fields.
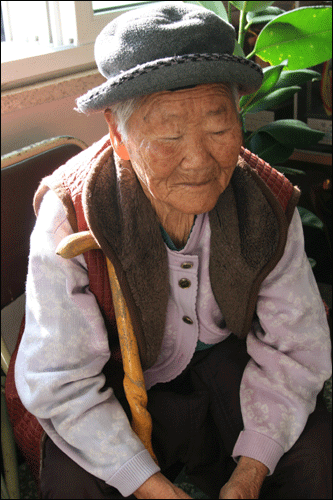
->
xmin=75 ymin=1 xmax=263 ymax=113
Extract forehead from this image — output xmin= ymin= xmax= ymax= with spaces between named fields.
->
xmin=136 ymin=84 xmax=235 ymax=124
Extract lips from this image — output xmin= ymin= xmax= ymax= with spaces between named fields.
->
xmin=180 ymin=180 xmax=211 ymax=187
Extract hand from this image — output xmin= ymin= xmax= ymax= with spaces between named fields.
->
xmin=133 ymin=472 xmax=192 ymax=499
xmin=219 ymin=456 xmax=268 ymax=499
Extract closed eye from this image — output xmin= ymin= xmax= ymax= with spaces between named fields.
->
xmin=213 ymin=129 xmax=229 ymax=135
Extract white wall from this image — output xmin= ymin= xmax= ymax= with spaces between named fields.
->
xmin=1 ymin=92 xmax=109 ymax=156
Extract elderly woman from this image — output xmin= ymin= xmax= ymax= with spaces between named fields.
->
xmin=14 ymin=2 xmax=331 ymax=499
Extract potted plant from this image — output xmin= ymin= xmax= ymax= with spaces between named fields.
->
xmin=186 ymin=1 xmax=332 ymax=273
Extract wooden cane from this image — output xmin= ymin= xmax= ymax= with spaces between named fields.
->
xmin=56 ymin=232 xmax=158 ymax=463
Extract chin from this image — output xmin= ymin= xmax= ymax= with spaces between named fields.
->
xmin=175 ymin=195 xmax=221 ymax=215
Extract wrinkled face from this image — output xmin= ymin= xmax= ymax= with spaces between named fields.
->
xmin=125 ymin=83 xmax=243 ymax=215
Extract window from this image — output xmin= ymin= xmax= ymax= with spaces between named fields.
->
xmin=1 ymin=1 xmax=154 ymax=89
xmin=92 ymin=1 xmax=150 ymax=13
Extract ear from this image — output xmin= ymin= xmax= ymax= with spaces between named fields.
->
xmin=104 ymin=109 xmax=130 ymax=161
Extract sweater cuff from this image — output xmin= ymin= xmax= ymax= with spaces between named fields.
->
xmin=106 ymin=449 xmax=160 ymax=497
xmin=232 ymin=430 xmax=285 ymax=475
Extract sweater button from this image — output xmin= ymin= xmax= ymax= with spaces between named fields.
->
xmin=182 ymin=316 xmax=193 ymax=325
xmin=181 ymin=262 xmax=193 ymax=269
xmin=179 ymin=278 xmax=191 ymax=289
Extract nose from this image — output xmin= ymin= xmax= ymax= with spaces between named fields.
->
xmin=180 ymin=134 xmax=213 ymax=172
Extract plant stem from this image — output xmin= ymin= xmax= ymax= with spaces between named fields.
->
xmin=244 ymin=129 xmax=255 ymax=142
xmin=238 ymin=2 xmax=248 ymax=49
xmin=246 ymin=49 xmax=256 ymax=59
xmin=240 ymin=91 xmax=258 ymax=115
xmin=228 ymin=1 xmax=232 ymax=24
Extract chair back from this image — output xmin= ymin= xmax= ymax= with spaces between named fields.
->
xmin=1 ymin=137 xmax=87 ymax=367
xmin=1 ymin=137 xmax=87 ymax=494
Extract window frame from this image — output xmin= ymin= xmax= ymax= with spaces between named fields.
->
xmin=1 ymin=1 xmax=154 ymax=90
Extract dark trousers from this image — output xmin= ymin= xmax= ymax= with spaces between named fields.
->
xmin=40 ymin=335 xmax=332 ymax=499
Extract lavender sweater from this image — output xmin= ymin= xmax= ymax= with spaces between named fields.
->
xmin=15 ymin=189 xmax=331 ymax=496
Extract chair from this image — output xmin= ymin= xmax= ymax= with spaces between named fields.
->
xmin=1 ymin=136 xmax=87 ymax=499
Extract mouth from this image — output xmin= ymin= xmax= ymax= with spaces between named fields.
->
xmin=180 ymin=180 xmax=212 ymax=187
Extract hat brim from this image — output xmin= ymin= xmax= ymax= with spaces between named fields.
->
xmin=75 ymin=53 xmax=263 ymax=113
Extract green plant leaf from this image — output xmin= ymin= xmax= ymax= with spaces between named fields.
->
xmin=233 ymin=39 xmax=246 ymax=57
xmin=274 ymin=69 xmax=322 ymax=90
xmin=246 ymin=6 xmax=285 ymax=26
xmin=243 ymin=86 xmax=301 ymax=114
xmin=275 ymin=166 xmax=306 ymax=176
xmin=252 ymin=119 xmax=325 ymax=148
xmin=230 ymin=1 xmax=274 ymax=13
xmin=297 ymin=206 xmax=324 ymax=230
xmin=240 ymin=60 xmax=288 ymax=111
xmin=253 ymin=6 xmax=332 ymax=70
xmin=194 ymin=1 xmax=229 ymax=21
xmin=247 ymin=132 xmax=294 ymax=164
